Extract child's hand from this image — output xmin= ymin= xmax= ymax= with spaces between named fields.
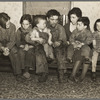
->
xmin=75 ymin=41 xmax=81 ymax=45
xmin=20 ymin=45 xmax=25 ymax=48
xmin=73 ymin=43 xmax=78 ymax=48
xmin=53 ymin=41 xmax=61 ymax=48
xmin=38 ymin=38 xmax=45 ymax=44
xmin=76 ymin=44 xmax=82 ymax=48
xmin=73 ymin=41 xmax=82 ymax=48
xmin=48 ymin=40 xmax=53 ymax=45
xmin=3 ymin=47 xmax=9 ymax=56
xmin=66 ymin=41 xmax=70 ymax=45
xmin=23 ymin=44 xmax=29 ymax=51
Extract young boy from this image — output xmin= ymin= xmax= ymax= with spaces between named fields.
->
xmin=68 ymin=17 xmax=93 ymax=82
xmin=67 ymin=17 xmax=93 ymax=64
xmin=30 ymin=15 xmax=54 ymax=59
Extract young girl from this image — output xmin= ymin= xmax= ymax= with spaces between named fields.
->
xmin=16 ymin=14 xmax=35 ymax=80
xmin=91 ymin=19 xmax=100 ymax=82
xmin=30 ymin=15 xmax=54 ymax=60
xmin=68 ymin=17 xmax=93 ymax=82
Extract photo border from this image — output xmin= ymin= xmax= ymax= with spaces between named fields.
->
xmin=0 ymin=0 xmax=100 ymax=100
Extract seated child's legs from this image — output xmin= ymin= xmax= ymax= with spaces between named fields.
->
xmin=67 ymin=44 xmax=74 ymax=63
xmin=81 ymin=45 xmax=91 ymax=63
xmin=79 ymin=63 xmax=89 ymax=82
xmin=91 ymin=50 xmax=99 ymax=82
xmin=48 ymin=46 xmax=54 ymax=59
xmin=92 ymin=50 xmax=99 ymax=72
xmin=69 ymin=60 xmax=82 ymax=82
xmin=44 ymin=43 xmax=54 ymax=59
xmin=18 ymin=48 xmax=25 ymax=69
xmin=44 ymin=43 xmax=49 ymax=57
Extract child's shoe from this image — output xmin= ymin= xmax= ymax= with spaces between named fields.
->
xmin=78 ymin=77 xmax=84 ymax=83
xmin=68 ymin=76 xmax=77 ymax=83
xmin=23 ymin=72 xmax=31 ymax=80
xmin=38 ymin=73 xmax=48 ymax=82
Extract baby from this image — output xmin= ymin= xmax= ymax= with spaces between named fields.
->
xmin=30 ymin=15 xmax=54 ymax=59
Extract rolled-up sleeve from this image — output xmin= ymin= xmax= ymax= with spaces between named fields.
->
xmin=58 ymin=25 xmax=67 ymax=43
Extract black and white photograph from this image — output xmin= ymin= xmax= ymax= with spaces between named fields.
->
xmin=0 ymin=1 xmax=100 ymax=99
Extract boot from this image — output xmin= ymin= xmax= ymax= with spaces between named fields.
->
xmin=78 ymin=63 xmax=89 ymax=82
xmin=91 ymin=72 xmax=96 ymax=82
xmin=22 ymin=66 xmax=31 ymax=80
xmin=58 ymin=69 xmax=65 ymax=83
xmin=71 ymin=61 xmax=81 ymax=78
xmin=22 ymin=72 xmax=31 ymax=81
xmin=38 ymin=73 xmax=48 ymax=82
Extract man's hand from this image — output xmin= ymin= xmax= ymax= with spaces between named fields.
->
xmin=53 ymin=41 xmax=61 ymax=48
xmin=38 ymin=38 xmax=45 ymax=44
xmin=20 ymin=45 xmax=25 ymax=48
xmin=23 ymin=44 xmax=29 ymax=51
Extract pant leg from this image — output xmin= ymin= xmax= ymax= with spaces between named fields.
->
xmin=48 ymin=45 xmax=55 ymax=59
xmin=25 ymin=48 xmax=35 ymax=69
xmin=70 ymin=60 xmax=82 ymax=77
xmin=35 ymin=44 xmax=48 ymax=74
xmin=43 ymin=43 xmax=49 ymax=57
xmin=92 ymin=50 xmax=99 ymax=72
xmin=9 ymin=46 xmax=22 ymax=75
xmin=54 ymin=46 xmax=67 ymax=70
xmin=18 ymin=48 xmax=25 ymax=69
xmin=73 ymin=49 xmax=83 ymax=62
xmin=80 ymin=63 xmax=90 ymax=80
xmin=81 ymin=45 xmax=91 ymax=59
xmin=67 ymin=44 xmax=74 ymax=59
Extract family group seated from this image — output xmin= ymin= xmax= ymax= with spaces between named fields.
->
xmin=0 ymin=7 xmax=100 ymax=84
